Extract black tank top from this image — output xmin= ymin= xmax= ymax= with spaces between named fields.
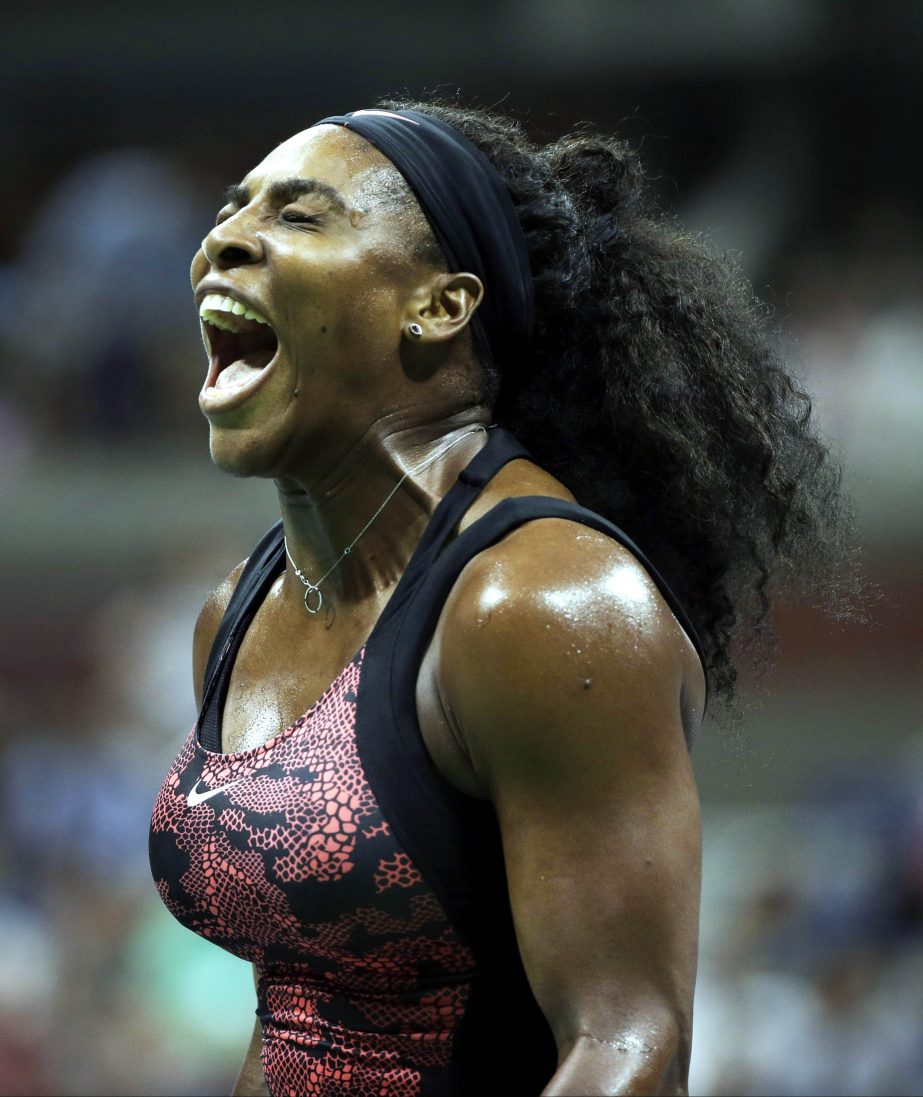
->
xmin=149 ymin=426 xmax=703 ymax=1097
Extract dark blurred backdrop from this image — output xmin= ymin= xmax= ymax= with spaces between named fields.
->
xmin=1 ymin=2 xmax=921 ymax=1094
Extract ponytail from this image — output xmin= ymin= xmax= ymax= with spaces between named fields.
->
xmin=382 ymin=96 xmax=856 ymax=705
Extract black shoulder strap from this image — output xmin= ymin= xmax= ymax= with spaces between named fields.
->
xmin=197 ymin=521 xmax=285 ymax=752
xmin=358 ymin=493 xmax=706 ymax=955
xmin=384 ymin=425 xmax=532 ymax=578
xmin=348 ymin=426 xmax=533 ymax=637
xmin=512 ymin=498 xmax=707 ymax=660
xmin=398 ymin=494 xmax=706 ymax=701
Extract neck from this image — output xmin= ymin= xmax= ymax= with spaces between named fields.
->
xmin=275 ymin=409 xmax=491 ymax=616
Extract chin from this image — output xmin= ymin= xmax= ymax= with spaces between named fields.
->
xmin=208 ymin=425 xmax=288 ymax=480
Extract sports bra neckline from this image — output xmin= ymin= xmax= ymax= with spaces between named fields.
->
xmin=195 ymin=425 xmax=530 ymax=755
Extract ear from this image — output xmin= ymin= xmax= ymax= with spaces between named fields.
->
xmin=403 ymin=271 xmax=484 ymax=344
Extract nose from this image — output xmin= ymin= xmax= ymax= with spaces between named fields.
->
xmin=201 ymin=211 xmax=264 ymax=270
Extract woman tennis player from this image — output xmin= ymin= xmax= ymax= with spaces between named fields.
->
xmin=150 ymin=98 xmax=850 ymax=1096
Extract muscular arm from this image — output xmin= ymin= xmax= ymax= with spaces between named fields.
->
xmin=437 ymin=520 xmax=705 ymax=1096
xmin=192 ymin=562 xmax=269 ymax=1097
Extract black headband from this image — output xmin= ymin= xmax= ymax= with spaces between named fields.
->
xmin=314 ymin=108 xmax=534 ymax=365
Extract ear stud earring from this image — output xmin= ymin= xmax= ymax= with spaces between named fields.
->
xmin=407 ymin=323 xmax=423 ymax=338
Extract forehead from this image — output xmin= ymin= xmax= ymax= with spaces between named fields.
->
xmin=244 ymin=125 xmax=399 ymax=206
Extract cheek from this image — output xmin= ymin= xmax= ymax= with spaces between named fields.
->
xmin=335 ymin=290 xmax=403 ymax=367
xmin=288 ymin=270 xmax=403 ymax=352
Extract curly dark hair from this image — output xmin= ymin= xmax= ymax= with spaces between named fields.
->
xmin=380 ymin=94 xmax=856 ymax=706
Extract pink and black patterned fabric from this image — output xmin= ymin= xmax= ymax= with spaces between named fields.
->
xmin=150 ymin=427 xmax=702 ymax=1096
xmin=151 ymin=648 xmax=477 ymax=1096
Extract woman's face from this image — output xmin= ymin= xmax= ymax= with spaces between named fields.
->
xmin=190 ymin=124 xmax=436 ymax=480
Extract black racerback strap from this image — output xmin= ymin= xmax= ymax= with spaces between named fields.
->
xmin=197 ymin=523 xmax=285 ymax=753
xmin=352 ymin=436 xmax=707 ymax=1094
xmin=400 ymin=494 xmax=706 ymax=680
xmin=355 ymin=468 xmax=706 ymax=946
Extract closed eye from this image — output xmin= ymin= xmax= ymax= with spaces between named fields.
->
xmin=280 ymin=210 xmax=323 ymax=227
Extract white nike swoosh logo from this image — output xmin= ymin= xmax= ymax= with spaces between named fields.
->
xmin=352 ymin=109 xmax=420 ymax=125
xmin=186 ymin=777 xmax=245 ymax=807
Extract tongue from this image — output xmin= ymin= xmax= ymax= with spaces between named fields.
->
xmin=214 ymin=351 xmax=273 ymax=391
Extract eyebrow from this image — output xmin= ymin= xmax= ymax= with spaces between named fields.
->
xmin=223 ymin=176 xmax=348 ymax=214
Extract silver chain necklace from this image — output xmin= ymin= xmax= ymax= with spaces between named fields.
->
xmin=284 ymin=426 xmax=487 ymax=615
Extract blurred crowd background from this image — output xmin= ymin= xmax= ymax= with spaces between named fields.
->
xmin=1 ymin=1 xmax=921 ymax=1094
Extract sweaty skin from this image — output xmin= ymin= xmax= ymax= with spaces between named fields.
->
xmin=189 ymin=123 xmax=705 ymax=1096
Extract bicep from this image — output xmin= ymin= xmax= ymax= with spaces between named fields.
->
xmin=438 ymin=528 xmax=703 ymax=1089
xmin=497 ymin=707 xmax=701 ymax=1068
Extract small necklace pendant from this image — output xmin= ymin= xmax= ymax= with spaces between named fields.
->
xmin=304 ymin=585 xmax=323 ymax=614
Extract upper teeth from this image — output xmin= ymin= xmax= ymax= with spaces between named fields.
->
xmin=199 ymin=293 xmax=270 ymax=332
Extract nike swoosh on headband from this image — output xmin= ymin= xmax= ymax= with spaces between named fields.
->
xmin=186 ymin=777 xmax=246 ymax=807
xmin=351 ymin=109 xmax=420 ymax=124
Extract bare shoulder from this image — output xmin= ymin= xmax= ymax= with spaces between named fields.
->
xmin=434 ymin=517 xmax=706 ymax=794
xmin=192 ymin=558 xmax=249 ymax=710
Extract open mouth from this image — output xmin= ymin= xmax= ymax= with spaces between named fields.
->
xmin=199 ymin=293 xmax=279 ymax=392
